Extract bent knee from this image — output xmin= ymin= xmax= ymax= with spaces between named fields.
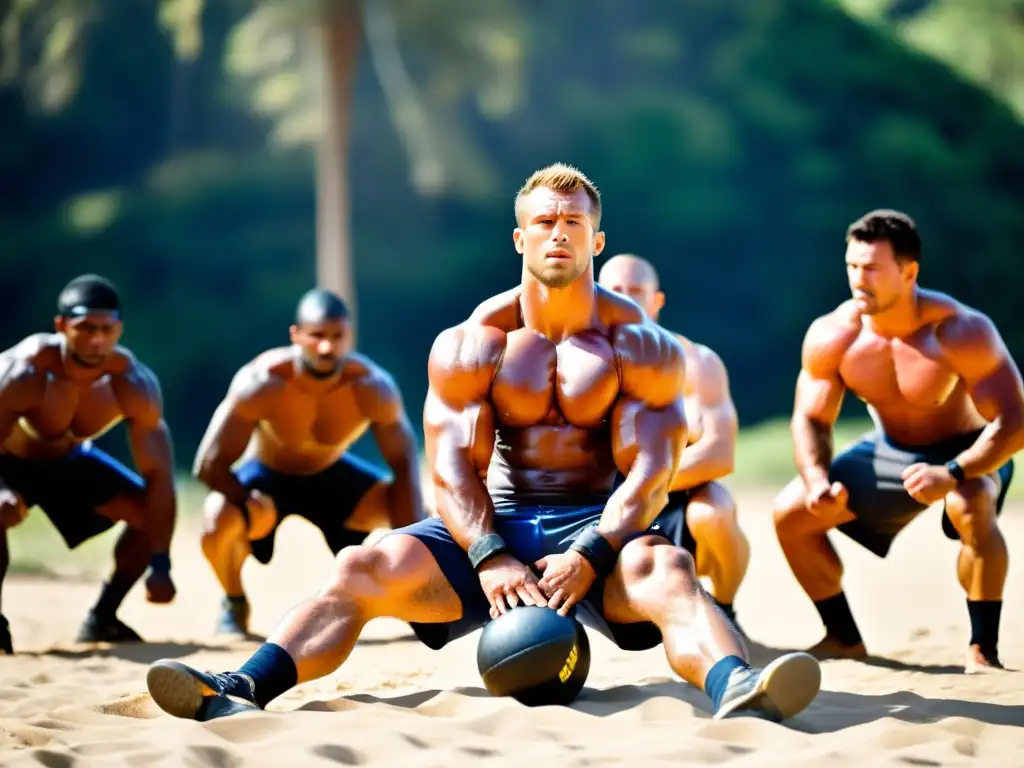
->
xmin=947 ymin=477 xmax=1000 ymax=543
xmin=687 ymin=483 xmax=738 ymax=533
xmin=201 ymin=492 xmax=246 ymax=539
xmin=619 ymin=538 xmax=699 ymax=594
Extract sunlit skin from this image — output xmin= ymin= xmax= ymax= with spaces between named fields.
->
xmin=774 ymin=234 xmax=1024 ymax=671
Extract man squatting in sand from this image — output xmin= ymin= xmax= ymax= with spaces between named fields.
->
xmin=0 ymin=275 xmax=177 ymax=653
xmin=146 ymin=163 xmax=821 ymax=723
xmin=193 ymin=288 xmax=425 ymax=636
xmin=773 ymin=210 xmax=1023 ymax=673
xmin=598 ymin=254 xmax=750 ymax=632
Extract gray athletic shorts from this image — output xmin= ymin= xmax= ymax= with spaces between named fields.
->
xmin=830 ymin=429 xmax=1014 ymax=557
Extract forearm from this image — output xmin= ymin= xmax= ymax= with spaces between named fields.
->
xmin=954 ymin=413 xmax=1024 ymax=478
xmin=142 ymin=470 xmax=177 ymax=553
xmin=671 ymin=438 xmax=734 ymax=490
xmin=433 ymin=459 xmax=495 ymax=552
xmin=195 ymin=460 xmax=250 ymax=510
xmin=385 ymin=459 xmax=424 ymax=527
xmin=597 ymin=459 xmax=673 ymax=551
xmin=792 ymin=413 xmax=833 ymax=487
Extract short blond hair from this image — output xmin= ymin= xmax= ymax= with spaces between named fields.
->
xmin=514 ymin=163 xmax=602 ymax=227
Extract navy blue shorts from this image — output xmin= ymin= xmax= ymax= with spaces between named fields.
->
xmin=236 ymin=453 xmax=386 ymax=563
xmin=392 ymin=502 xmax=674 ymax=652
xmin=0 ymin=443 xmax=145 ymax=548
xmin=831 ymin=429 xmax=1015 ymax=558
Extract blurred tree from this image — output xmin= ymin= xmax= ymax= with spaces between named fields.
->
xmin=223 ymin=0 xmax=525 ymax=335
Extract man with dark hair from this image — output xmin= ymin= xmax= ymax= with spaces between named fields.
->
xmin=193 ymin=288 xmax=425 ymax=636
xmin=0 ymin=274 xmax=178 ymax=653
xmin=774 ymin=209 xmax=1023 ymax=673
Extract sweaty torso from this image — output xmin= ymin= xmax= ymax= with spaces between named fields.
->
xmin=473 ymin=288 xmax=643 ymax=503
xmin=247 ymin=350 xmax=378 ymax=475
xmin=827 ymin=292 xmax=987 ymax=445
xmin=1 ymin=335 xmax=140 ymax=460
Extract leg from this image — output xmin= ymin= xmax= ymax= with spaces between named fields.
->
xmin=200 ymin=491 xmax=256 ymax=635
xmin=944 ymin=474 xmax=1008 ymax=671
xmin=601 ymin=536 xmax=820 ymax=721
xmin=0 ymin=528 xmax=11 ymax=654
xmin=147 ymin=531 xmax=465 ymax=720
xmin=772 ymin=477 xmax=865 ymax=659
xmin=686 ymin=482 xmax=749 ymax=619
xmin=344 ymin=480 xmax=393 ymax=533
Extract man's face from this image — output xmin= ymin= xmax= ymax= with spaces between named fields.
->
xmin=55 ymin=312 xmax=122 ymax=367
xmin=513 ymin=187 xmax=605 ymax=288
xmin=845 ymin=238 xmax=915 ymax=315
xmin=290 ymin=318 xmax=350 ymax=375
xmin=598 ymin=260 xmax=664 ymax=320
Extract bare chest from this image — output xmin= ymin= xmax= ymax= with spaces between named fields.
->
xmin=491 ymin=328 xmax=620 ymax=429
xmin=258 ymin=386 xmax=368 ymax=452
xmin=19 ymin=376 xmax=124 ymax=444
xmin=840 ymin=331 xmax=960 ymax=409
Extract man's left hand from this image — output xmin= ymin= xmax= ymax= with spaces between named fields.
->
xmin=902 ymin=463 xmax=958 ymax=505
xmin=534 ymin=551 xmax=596 ymax=616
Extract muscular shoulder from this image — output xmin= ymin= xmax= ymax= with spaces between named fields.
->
xmin=802 ymin=302 xmax=861 ymax=377
xmin=0 ymin=335 xmax=49 ymax=409
xmin=346 ymin=354 xmax=404 ymax=424
xmin=597 ymin=284 xmax=646 ymax=327
xmin=613 ymin=322 xmax=686 ymax=408
xmin=109 ymin=351 xmax=165 ymax=424
xmin=467 ymin=288 xmax=521 ymax=331
xmin=930 ymin=296 xmax=1007 ymax=369
xmin=428 ymin=321 xmax=507 ymax=408
xmin=220 ymin=349 xmax=290 ymax=418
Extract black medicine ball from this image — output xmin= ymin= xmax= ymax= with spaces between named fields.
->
xmin=476 ymin=605 xmax=591 ymax=707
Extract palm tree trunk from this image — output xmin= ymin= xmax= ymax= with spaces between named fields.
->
xmin=316 ymin=1 xmax=362 ymax=336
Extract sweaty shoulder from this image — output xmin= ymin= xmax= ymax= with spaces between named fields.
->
xmin=222 ymin=348 xmax=290 ymax=417
xmin=613 ymin=321 xmax=686 ymax=408
xmin=428 ymin=320 xmax=507 ymax=409
xmin=929 ymin=294 xmax=1006 ymax=363
xmin=108 ymin=350 xmax=165 ymax=422
xmin=467 ymin=288 xmax=521 ymax=332
xmin=346 ymin=354 xmax=404 ymax=423
xmin=802 ymin=301 xmax=862 ymax=377
xmin=0 ymin=334 xmax=49 ymax=409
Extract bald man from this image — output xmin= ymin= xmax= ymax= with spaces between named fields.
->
xmin=599 ymin=254 xmax=750 ymax=631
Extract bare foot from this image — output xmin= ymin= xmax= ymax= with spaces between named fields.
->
xmin=964 ymin=644 xmax=1004 ymax=674
xmin=807 ymin=635 xmax=867 ymax=661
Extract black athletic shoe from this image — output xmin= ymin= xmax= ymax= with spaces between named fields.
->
xmin=147 ymin=659 xmax=259 ymax=720
xmin=216 ymin=596 xmax=250 ymax=637
xmin=714 ymin=652 xmax=821 ymax=722
xmin=75 ymin=612 xmax=143 ymax=643
xmin=0 ymin=615 xmax=12 ymax=654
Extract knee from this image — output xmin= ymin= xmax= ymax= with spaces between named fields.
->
xmin=619 ymin=539 xmax=700 ymax=597
xmin=201 ymin=493 xmax=245 ymax=549
xmin=947 ymin=479 xmax=999 ymax=546
xmin=319 ymin=545 xmax=389 ymax=604
xmin=687 ymin=483 xmax=739 ymax=539
xmin=772 ymin=481 xmax=808 ymax=538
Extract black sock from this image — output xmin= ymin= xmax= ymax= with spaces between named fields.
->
xmin=92 ymin=574 xmax=135 ymax=620
xmin=967 ymin=600 xmax=1001 ymax=658
xmin=714 ymin=599 xmax=736 ymax=623
xmin=703 ymin=655 xmax=751 ymax=711
xmin=237 ymin=643 xmax=298 ymax=709
xmin=226 ymin=595 xmax=248 ymax=607
xmin=813 ymin=592 xmax=862 ymax=647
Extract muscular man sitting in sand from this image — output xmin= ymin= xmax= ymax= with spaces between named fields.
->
xmin=146 ymin=163 xmax=820 ymax=723
xmin=193 ymin=288 xmax=424 ymax=636
xmin=773 ymin=210 xmax=1023 ymax=672
xmin=598 ymin=254 xmax=749 ymax=632
xmin=0 ymin=275 xmax=177 ymax=653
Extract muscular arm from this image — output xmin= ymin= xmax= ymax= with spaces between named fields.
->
xmin=192 ymin=365 xmax=273 ymax=510
xmin=792 ymin=317 xmax=848 ymax=488
xmin=357 ymin=370 xmax=424 ymax=527
xmin=603 ymin=325 xmax=689 ymax=550
xmin=117 ymin=365 xmax=177 ymax=553
xmin=940 ymin=312 xmax=1024 ymax=477
xmin=423 ymin=325 xmax=504 ymax=552
xmin=0 ymin=352 xmax=43 ymax=490
xmin=671 ymin=345 xmax=738 ymax=490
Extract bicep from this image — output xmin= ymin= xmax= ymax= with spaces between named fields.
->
xmin=966 ymin=361 xmax=1024 ymax=423
xmin=424 ymin=387 xmax=495 ymax=479
xmin=794 ymin=368 xmax=845 ymax=425
xmin=127 ymin=416 xmax=173 ymax=475
xmin=196 ymin=398 xmax=259 ymax=464
xmin=612 ymin=397 xmax=687 ymax=478
xmin=695 ymin=353 xmax=738 ymax=440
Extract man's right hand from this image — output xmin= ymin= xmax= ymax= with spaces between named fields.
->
xmin=0 ymin=488 xmax=27 ymax=529
xmin=804 ymin=478 xmax=848 ymax=518
xmin=244 ymin=490 xmax=278 ymax=541
xmin=477 ymin=554 xmax=548 ymax=619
